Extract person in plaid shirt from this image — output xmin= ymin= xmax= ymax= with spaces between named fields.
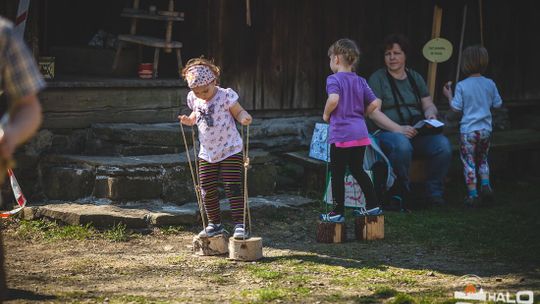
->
xmin=0 ymin=16 xmax=45 ymax=300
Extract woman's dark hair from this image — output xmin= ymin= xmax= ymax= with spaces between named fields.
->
xmin=461 ymin=45 xmax=489 ymax=76
xmin=328 ymin=38 xmax=361 ymax=68
xmin=382 ymin=33 xmax=410 ymax=56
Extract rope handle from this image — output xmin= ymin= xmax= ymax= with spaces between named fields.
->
xmin=179 ymin=122 xmax=207 ymax=230
xmin=241 ymin=125 xmax=251 ymax=240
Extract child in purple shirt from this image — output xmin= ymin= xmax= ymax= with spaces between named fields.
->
xmin=321 ymin=39 xmax=382 ymax=223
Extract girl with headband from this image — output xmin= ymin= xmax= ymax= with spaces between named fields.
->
xmin=179 ymin=57 xmax=252 ymax=239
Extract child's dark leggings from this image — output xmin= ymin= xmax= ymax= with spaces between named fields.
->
xmin=330 ymin=144 xmax=377 ymax=213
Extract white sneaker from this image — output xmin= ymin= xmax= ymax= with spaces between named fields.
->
xmin=233 ymin=224 xmax=249 ymax=239
xmin=319 ymin=211 xmax=345 ymax=223
xmin=353 ymin=207 xmax=383 ymax=216
xmin=198 ymin=223 xmax=224 ymax=237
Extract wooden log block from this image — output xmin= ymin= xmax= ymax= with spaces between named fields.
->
xmin=316 ymin=221 xmax=346 ymax=243
xmin=228 ymin=237 xmax=263 ymax=261
xmin=192 ymin=234 xmax=229 ymax=256
xmin=355 ymin=215 xmax=384 ymax=241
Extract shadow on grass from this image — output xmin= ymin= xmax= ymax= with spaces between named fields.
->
xmin=5 ymin=288 xmax=57 ymax=301
xmin=258 ymin=253 xmax=387 ymax=270
xmin=254 ymin=176 xmax=540 ymax=277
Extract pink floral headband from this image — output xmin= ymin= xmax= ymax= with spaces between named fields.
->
xmin=185 ymin=65 xmax=216 ymax=88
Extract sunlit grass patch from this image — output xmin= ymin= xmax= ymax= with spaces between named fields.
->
xmin=57 ymin=290 xmax=90 ymax=299
xmin=166 ymin=255 xmax=186 ymax=265
xmin=15 ymin=220 xmax=96 ymax=241
xmin=104 ymin=222 xmax=130 ymax=242
xmin=246 ymin=264 xmax=283 ymax=280
xmin=68 ymin=257 xmax=96 ymax=273
xmin=389 ymin=293 xmax=416 ymax=304
xmin=100 ymin=294 xmax=170 ymax=304
xmin=159 ymin=225 xmax=185 ymax=235
xmin=207 ymin=273 xmax=232 ymax=284
xmin=242 ymin=287 xmax=287 ymax=302
xmin=288 ymin=274 xmax=313 ymax=284
xmin=372 ymin=286 xmax=398 ymax=298
xmin=14 ymin=219 xmax=138 ymax=243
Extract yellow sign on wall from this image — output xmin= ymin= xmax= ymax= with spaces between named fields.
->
xmin=422 ymin=38 xmax=453 ymax=63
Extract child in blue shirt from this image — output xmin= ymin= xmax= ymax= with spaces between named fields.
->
xmin=443 ymin=45 xmax=502 ymax=207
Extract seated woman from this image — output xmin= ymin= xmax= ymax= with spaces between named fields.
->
xmin=367 ymin=34 xmax=452 ymax=208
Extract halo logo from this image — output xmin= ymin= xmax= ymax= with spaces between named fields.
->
xmin=453 ymin=275 xmax=534 ymax=304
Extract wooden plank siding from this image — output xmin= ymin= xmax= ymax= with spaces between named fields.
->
xmin=40 ymin=87 xmax=188 ymax=129
xmin=186 ymin=0 xmax=540 ymax=111
xmin=3 ymin=0 xmax=540 ymax=113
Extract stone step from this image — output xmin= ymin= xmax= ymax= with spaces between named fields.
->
xmin=85 ymin=116 xmax=320 ymax=156
xmin=39 ymin=151 xmax=279 ymax=203
xmin=22 ymin=195 xmax=315 ymax=228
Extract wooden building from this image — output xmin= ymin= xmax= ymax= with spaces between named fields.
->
xmin=1 ymin=0 xmax=540 ymax=115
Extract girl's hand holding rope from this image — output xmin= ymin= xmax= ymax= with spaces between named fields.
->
xmin=178 ymin=114 xmax=196 ymax=126
xmin=239 ymin=111 xmax=252 ymax=126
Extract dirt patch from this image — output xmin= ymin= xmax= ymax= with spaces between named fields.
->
xmin=2 ymin=205 xmax=539 ymax=303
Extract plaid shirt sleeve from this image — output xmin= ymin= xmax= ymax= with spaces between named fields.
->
xmin=1 ymin=23 xmax=46 ymax=103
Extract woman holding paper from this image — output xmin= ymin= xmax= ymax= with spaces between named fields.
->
xmin=367 ymin=33 xmax=452 ymax=209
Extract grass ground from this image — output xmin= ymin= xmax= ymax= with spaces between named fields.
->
xmin=1 ymin=176 xmax=539 ymax=303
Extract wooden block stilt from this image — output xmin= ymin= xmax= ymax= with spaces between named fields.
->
xmin=316 ymin=221 xmax=346 ymax=243
xmin=228 ymin=237 xmax=263 ymax=261
xmin=192 ymin=234 xmax=229 ymax=256
xmin=355 ymin=215 xmax=384 ymax=241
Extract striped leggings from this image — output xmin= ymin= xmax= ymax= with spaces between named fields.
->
xmin=198 ymin=153 xmax=244 ymax=225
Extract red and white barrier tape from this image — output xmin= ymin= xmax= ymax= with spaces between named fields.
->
xmin=0 ymin=169 xmax=27 ymax=218
xmin=14 ymin=0 xmax=31 ymax=39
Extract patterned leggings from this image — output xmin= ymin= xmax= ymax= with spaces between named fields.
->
xmin=198 ymin=153 xmax=244 ymax=225
xmin=460 ymin=130 xmax=491 ymax=186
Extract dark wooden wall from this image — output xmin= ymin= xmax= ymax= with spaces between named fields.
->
xmin=192 ymin=0 xmax=540 ymax=110
xmin=3 ymin=0 xmax=540 ymax=111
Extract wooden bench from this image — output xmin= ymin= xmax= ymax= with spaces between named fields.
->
xmin=283 ymin=128 xmax=540 ymax=195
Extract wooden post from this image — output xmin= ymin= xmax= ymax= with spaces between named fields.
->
xmin=164 ymin=0 xmax=174 ymax=53
xmin=153 ymin=47 xmax=160 ymax=78
xmin=479 ymin=0 xmax=484 ymax=46
xmin=228 ymin=237 xmax=263 ymax=261
xmin=112 ymin=41 xmax=124 ymax=71
xmin=246 ymin=0 xmax=252 ymax=26
xmin=427 ymin=5 xmax=443 ymax=99
xmin=176 ymin=48 xmax=183 ymax=77
xmin=355 ymin=215 xmax=384 ymax=241
xmin=130 ymin=0 xmax=140 ymax=35
xmin=316 ymin=222 xmax=346 ymax=243
xmin=193 ymin=234 xmax=229 ymax=256
xmin=455 ymin=4 xmax=468 ymax=86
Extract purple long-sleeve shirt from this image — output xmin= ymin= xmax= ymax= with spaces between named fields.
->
xmin=326 ymin=72 xmax=376 ymax=144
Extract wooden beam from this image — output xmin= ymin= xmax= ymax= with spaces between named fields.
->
xmin=455 ymin=4 xmax=468 ymax=87
xmin=246 ymin=0 xmax=252 ymax=26
xmin=427 ymin=5 xmax=443 ymax=100
xmin=479 ymin=0 xmax=484 ymax=46
xmin=130 ymin=0 xmax=140 ymax=35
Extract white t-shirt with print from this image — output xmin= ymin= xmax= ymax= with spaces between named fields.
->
xmin=187 ymin=87 xmax=243 ymax=163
